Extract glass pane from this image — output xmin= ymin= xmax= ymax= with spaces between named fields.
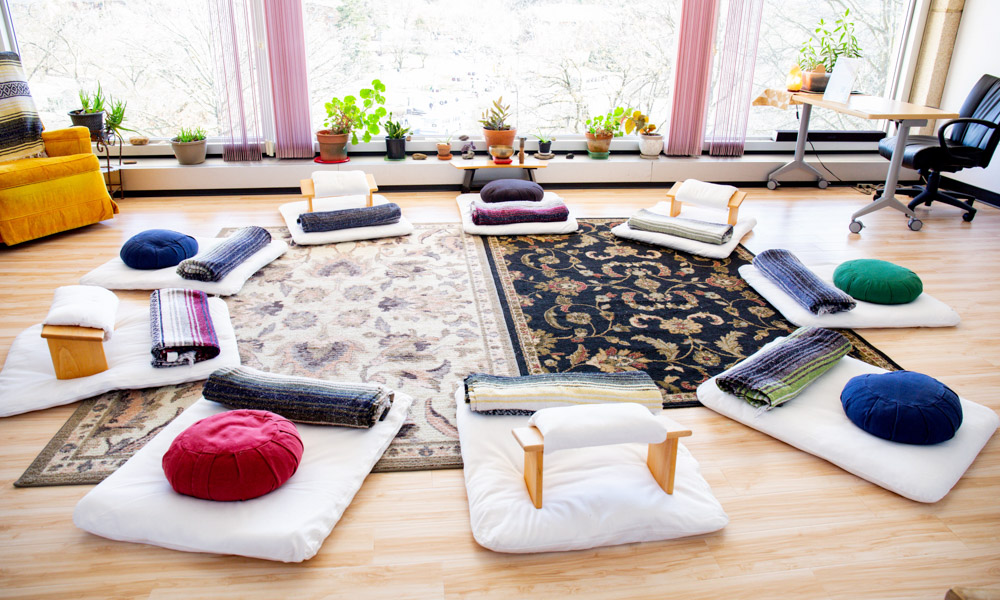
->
xmin=9 ymin=0 xmax=220 ymax=138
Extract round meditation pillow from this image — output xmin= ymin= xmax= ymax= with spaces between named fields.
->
xmin=479 ymin=179 xmax=545 ymax=203
xmin=832 ymin=259 xmax=923 ymax=304
xmin=120 ymin=229 xmax=199 ymax=270
xmin=162 ymin=409 xmax=304 ymax=501
xmin=840 ymin=371 xmax=962 ymax=445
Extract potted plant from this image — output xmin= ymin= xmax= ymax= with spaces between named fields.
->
xmin=584 ymin=107 xmax=628 ymax=159
xmin=317 ymin=79 xmax=387 ymax=163
xmin=437 ymin=134 xmax=453 ymax=160
xmin=798 ymin=9 xmax=862 ymax=93
xmin=533 ymin=131 xmax=555 ymax=154
xmin=69 ymin=83 xmax=106 ymax=140
xmin=479 ymin=97 xmax=516 ymax=149
xmin=620 ymin=110 xmax=662 ymax=158
xmin=383 ymin=113 xmax=410 ymax=161
xmin=104 ymin=98 xmax=135 ymax=140
xmin=171 ymin=127 xmax=208 ymax=165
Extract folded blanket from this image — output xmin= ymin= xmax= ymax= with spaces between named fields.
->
xmin=676 ymin=179 xmax=737 ymax=210
xmin=716 ymin=327 xmax=852 ymax=409
xmin=44 ymin=285 xmax=120 ymax=341
xmin=470 ymin=197 xmax=569 ymax=226
xmin=628 ymin=210 xmax=734 ymax=245
xmin=298 ymin=203 xmax=401 ymax=233
xmin=176 ymin=226 xmax=271 ymax=282
xmin=312 ymin=170 xmax=370 ymax=198
xmin=149 ymin=288 xmax=220 ymax=368
xmin=464 ymin=371 xmax=662 ymax=415
xmin=754 ymin=249 xmax=856 ymax=315
xmin=203 ymin=366 xmax=394 ymax=428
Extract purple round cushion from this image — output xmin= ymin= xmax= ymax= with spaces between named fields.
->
xmin=480 ymin=179 xmax=544 ymax=203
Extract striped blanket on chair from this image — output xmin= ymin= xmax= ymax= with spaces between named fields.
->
xmin=0 ymin=52 xmax=45 ymax=162
xmin=464 ymin=371 xmax=663 ymax=415
xmin=149 ymin=288 xmax=220 ymax=368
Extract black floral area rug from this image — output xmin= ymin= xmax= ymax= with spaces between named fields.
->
xmin=477 ymin=219 xmax=900 ymax=408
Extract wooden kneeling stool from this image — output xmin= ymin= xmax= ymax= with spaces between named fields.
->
xmin=512 ymin=419 xmax=693 ymax=509
xmin=666 ymin=180 xmax=747 ymax=226
xmin=300 ymin=173 xmax=378 ymax=213
xmin=40 ymin=325 xmax=108 ymax=380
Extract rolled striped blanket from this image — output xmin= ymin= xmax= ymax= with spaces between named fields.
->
xmin=149 ymin=288 xmax=220 ymax=368
xmin=716 ymin=326 xmax=852 ymax=409
xmin=627 ymin=210 xmax=734 ymax=245
xmin=297 ymin=202 xmax=402 ymax=233
xmin=471 ymin=197 xmax=569 ymax=226
xmin=464 ymin=371 xmax=662 ymax=415
xmin=176 ymin=226 xmax=271 ymax=282
xmin=203 ymin=366 xmax=394 ymax=428
xmin=754 ymin=249 xmax=856 ymax=314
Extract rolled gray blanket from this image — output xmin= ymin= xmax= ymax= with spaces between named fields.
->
xmin=464 ymin=371 xmax=663 ymax=415
xmin=149 ymin=288 xmax=220 ymax=368
xmin=297 ymin=203 xmax=402 ymax=233
xmin=716 ymin=326 xmax=852 ymax=409
xmin=754 ymin=249 xmax=856 ymax=314
xmin=627 ymin=210 xmax=734 ymax=245
xmin=176 ymin=226 xmax=271 ymax=282
xmin=203 ymin=366 xmax=394 ymax=428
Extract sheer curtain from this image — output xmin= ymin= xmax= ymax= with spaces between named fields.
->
xmin=709 ymin=0 xmax=764 ymax=156
xmin=263 ymin=0 xmax=313 ymax=158
xmin=665 ymin=0 xmax=719 ymax=156
xmin=209 ymin=0 xmax=264 ymax=161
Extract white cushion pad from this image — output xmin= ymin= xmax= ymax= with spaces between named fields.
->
xmin=80 ymin=236 xmax=288 ymax=296
xmin=739 ymin=263 xmax=961 ymax=328
xmin=456 ymin=390 xmax=728 ymax=553
xmin=74 ymin=392 xmax=415 ymax=562
xmin=697 ymin=343 xmax=998 ymax=503
xmin=278 ymin=194 xmax=414 ymax=245
xmin=528 ymin=403 xmax=668 ymax=453
xmin=0 ymin=299 xmax=239 ymax=417
xmin=456 ymin=193 xmax=579 ymax=236
xmin=613 ymin=203 xmax=755 ymax=259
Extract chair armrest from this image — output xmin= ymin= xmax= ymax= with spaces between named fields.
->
xmin=938 ymin=118 xmax=999 ymax=161
xmin=41 ymin=127 xmax=94 ymax=157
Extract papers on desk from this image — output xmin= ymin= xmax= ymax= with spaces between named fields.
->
xmin=824 ymin=58 xmax=862 ymax=104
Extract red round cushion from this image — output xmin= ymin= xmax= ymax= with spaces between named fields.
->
xmin=162 ymin=409 xmax=304 ymax=501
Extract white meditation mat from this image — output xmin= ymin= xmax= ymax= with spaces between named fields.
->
xmin=456 ymin=193 xmax=580 ymax=236
xmin=278 ymin=194 xmax=414 ymax=245
xmin=74 ymin=392 xmax=414 ymax=563
xmin=612 ymin=202 xmax=756 ymax=259
xmin=455 ymin=389 xmax=728 ymax=553
xmin=0 ymin=299 xmax=239 ymax=417
xmin=697 ymin=343 xmax=998 ymax=503
xmin=80 ymin=236 xmax=288 ymax=296
xmin=739 ymin=263 xmax=961 ymax=328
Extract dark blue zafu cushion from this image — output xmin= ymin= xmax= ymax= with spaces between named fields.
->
xmin=841 ymin=371 xmax=963 ymax=445
xmin=480 ymin=179 xmax=545 ymax=203
xmin=120 ymin=229 xmax=199 ymax=270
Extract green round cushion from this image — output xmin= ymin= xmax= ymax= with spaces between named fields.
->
xmin=833 ymin=259 xmax=923 ymax=304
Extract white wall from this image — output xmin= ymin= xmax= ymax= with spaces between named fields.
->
xmin=938 ymin=0 xmax=1000 ymax=194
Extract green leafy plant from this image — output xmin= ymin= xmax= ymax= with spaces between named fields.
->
xmin=533 ymin=131 xmax=555 ymax=144
xmin=798 ymin=9 xmax=862 ymax=72
xmin=585 ymin=107 xmax=629 ymax=137
xmin=438 ymin=134 xmax=453 ymax=144
xmin=620 ymin=110 xmax=657 ymax=135
xmin=323 ymin=79 xmax=388 ymax=144
xmin=382 ymin=113 xmax=410 ymax=139
xmin=104 ymin=98 xmax=135 ymax=135
xmin=78 ymin=83 xmax=106 ymax=114
xmin=173 ymin=127 xmax=207 ymax=143
xmin=479 ymin=97 xmax=512 ymax=130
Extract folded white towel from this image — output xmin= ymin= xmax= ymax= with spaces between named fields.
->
xmin=676 ymin=179 xmax=738 ymax=210
xmin=312 ymin=170 xmax=370 ymax=199
xmin=43 ymin=285 xmax=119 ymax=341
xmin=528 ymin=403 xmax=668 ymax=454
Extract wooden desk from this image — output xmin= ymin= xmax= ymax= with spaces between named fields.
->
xmin=767 ymin=93 xmax=959 ymax=232
xmin=451 ymin=159 xmax=547 ymax=193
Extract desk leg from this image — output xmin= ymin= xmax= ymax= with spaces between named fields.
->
xmin=766 ymin=103 xmax=828 ymax=189
xmin=525 ymin=169 xmax=536 ymax=183
xmin=461 ymin=170 xmax=474 ymax=194
xmin=850 ymin=119 xmax=925 ymax=231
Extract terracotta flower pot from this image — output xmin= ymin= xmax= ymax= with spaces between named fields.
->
xmin=482 ymin=127 xmax=517 ymax=150
xmin=639 ymin=133 xmax=664 ymax=158
xmin=316 ymin=130 xmax=349 ymax=162
xmin=585 ymin=132 xmax=613 ymax=154
xmin=170 ymin=138 xmax=207 ymax=165
xmin=436 ymin=142 xmax=452 ymax=160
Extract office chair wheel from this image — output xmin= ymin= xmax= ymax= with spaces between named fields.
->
xmin=963 ymin=210 xmax=976 ymax=222
xmin=849 ymin=220 xmax=864 ymax=233
xmin=818 ymin=179 xmax=829 ymax=189
xmin=907 ymin=218 xmax=923 ymax=231
xmin=766 ymin=179 xmax=778 ymax=190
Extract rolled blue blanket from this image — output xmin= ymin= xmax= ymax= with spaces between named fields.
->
xmin=176 ymin=226 xmax=271 ymax=282
xmin=297 ymin=203 xmax=402 ymax=233
xmin=716 ymin=326 xmax=852 ymax=409
xmin=754 ymin=249 xmax=856 ymax=314
xmin=149 ymin=288 xmax=220 ymax=368
xmin=203 ymin=366 xmax=394 ymax=428
xmin=464 ymin=371 xmax=663 ymax=415
xmin=627 ymin=210 xmax=734 ymax=245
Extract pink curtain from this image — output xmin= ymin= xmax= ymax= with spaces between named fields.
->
xmin=263 ymin=0 xmax=313 ymax=159
xmin=209 ymin=0 xmax=263 ymax=161
xmin=665 ymin=0 xmax=720 ymax=156
xmin=709 ymin=0 xmax=764 ymax=156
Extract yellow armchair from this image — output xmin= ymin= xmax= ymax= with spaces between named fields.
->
xmin=0 ymin=126 xmax=119 ymax=245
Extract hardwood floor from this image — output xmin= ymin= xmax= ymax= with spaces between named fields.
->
xmin=0 ymin=186 xmax=998 ymax=599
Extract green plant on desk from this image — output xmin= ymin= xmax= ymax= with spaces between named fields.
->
xmin=798 ymin=9 xmax=862 ymax=73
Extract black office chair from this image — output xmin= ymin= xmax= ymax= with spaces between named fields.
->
xmin=876 ymin=73 xmax=1000 ymax=222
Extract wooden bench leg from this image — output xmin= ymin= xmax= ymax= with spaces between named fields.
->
xmin=462 ymin=169 xmax=475 ymax=194
xmin=647 ymin=437 xmax=680 ymax=495
xmin=524 ymin=448 xmax=543 ymax=508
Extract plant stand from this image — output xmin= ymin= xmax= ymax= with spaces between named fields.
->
xmin=95 ymin=130 xmax=124 ymax=201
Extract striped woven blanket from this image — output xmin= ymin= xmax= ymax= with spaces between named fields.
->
xmin=627 ymin=210 xmax=734 ymax=245
xmin=464 ymin=371 xmax=662 ymax=415
xmin=176 ymin=226 xmax=271 ymax=282
xmin=754 ymin=249 xmax=856 ymax=315
xmin=149 ymin=288 xmax=220 ymax=368
xmin=203 ymin=366 xmax=394 ymax=428
xmin=470 ymin=197 xmax=569 ymax=226
xmin=297 ymin=202 xmax=402 ymax=233
xmin=716 ymin=327 xmax=852 ymax=409
xmin=0 ymin=52 xmax=45 ymax=162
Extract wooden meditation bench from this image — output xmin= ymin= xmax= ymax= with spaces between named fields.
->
xmin=300 ymin=173 xmax=378 ymax=213
xmin=666 ymin=180 xmax=747 ymax=226
xmin=40 ymin=325 xmax=108 ymax=380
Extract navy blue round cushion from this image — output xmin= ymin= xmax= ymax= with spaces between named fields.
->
xmin=120 ymin=229 xmax=199 ymax=270
xmin=841 ymin=371 xmax=962 ymax=445
xmin=479 ymin=179 xmax=544 ymax=203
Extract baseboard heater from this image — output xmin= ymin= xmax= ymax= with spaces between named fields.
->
xmin=773 ymin=130 xmax=887 ymax=142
